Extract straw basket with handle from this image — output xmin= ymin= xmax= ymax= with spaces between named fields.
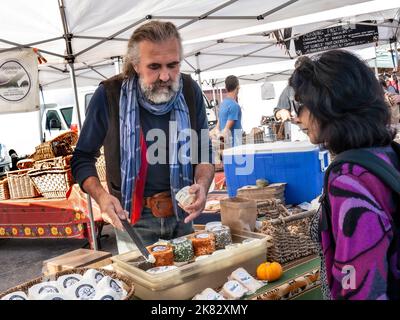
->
xmin=259 ymin=210 xmax=318 ymax=264
xmin=6 ymin=169 xmax=41 ymax=199
xmin=33 ymin=155 xmax=72 ymax=170
xmin=0 ymin=178 xmax=10 ymax=200
xmin=32 ymin=141 xmax=55 ymax=161
xmin=0 ymin=267 xmax=135 ymax=300
xmin=51 ymin=131 xmax=78 ymax=157
xmin=28 ymin=166 xmax=74 ymax=199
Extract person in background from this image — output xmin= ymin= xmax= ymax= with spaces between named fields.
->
xmin=273 ymin=57 xmax=308 ymax=122
xmin=390 ymin=73 xmax=399 ymax=93
xmin=8 ymin=149 xmax=18 ymax=171
xmin=218 ymin=75 xmax=243 ymax=147
xmin=381 ymin=79 xmax=400 ymax=125
xmin=290 ymin=49 xmax=400 ymax=300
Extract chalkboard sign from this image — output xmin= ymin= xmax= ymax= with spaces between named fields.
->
xmin=294 ymin=24 xmax=379 ymax=55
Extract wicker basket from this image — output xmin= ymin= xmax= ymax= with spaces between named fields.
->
xmin=6 ymin=169 xmax=41 ymax=199
xmin=259 ymin=210 xmax=318 ymax=264
xmin=0 ymin=178 xmax=10 ymax=200
xmin=96 ymin=154 xmax=106 ymax=182
xmin=0 ymin=267 xmax=135 ymax=300
xmin=33 ymin=141 xmax=55 ymax=161
xmin=28 ymin=168 xmax=74 ymax=199
xmin=51 ymin=131 xmax=78 ymax=157
xmin=16 ymin=159 xmax=35 ymax=170
xmin=33 ymin=155 xmax=72 ymax=170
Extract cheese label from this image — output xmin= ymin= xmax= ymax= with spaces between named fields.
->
xmin=110 ymin=279 xmax=122 ymax=292
xmin=152 ymin=245 xmax=168 ymax=252
xmin=38 ymin=285 xmax=59 ymax=295
xmin=237 ymin=271 xmax=252 ymax=284
xmin=195 ymin=233 xmax=209 ymax=239
xmin=226 ymin=281 xmax=242 ymax=293
xmin=172 ymin=237 xmax=187 ymax=245
xmin=62 ymin=276 xmax=80 ymax=288
xmin=94 ymin=273 xmax=104 ymax=283
xmin=8 ymin=294 xmax=26 ymax=300
xmin=75 ymin=284 xmax=96 ymax=299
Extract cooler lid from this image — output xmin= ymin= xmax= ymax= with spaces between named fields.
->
xmin=223 ymin=141 xmax=319 ymax=156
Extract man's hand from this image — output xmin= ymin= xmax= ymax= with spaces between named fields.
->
xmin=180 ymin=184 xmax=207 ymax=223
xmin=276 ymin=109 xmax=291 ymax=121
xmin=97 ymin=193 xmax=129 ymax=231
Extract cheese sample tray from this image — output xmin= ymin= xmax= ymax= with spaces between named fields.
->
xmin=111 ymin=228 xmax=269 ymax=300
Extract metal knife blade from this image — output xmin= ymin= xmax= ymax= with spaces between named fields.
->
xmin=120 ymin=219 xmax=152 ymax=261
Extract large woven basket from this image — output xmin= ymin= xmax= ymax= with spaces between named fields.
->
xmin=6 ymin=169 xmax=41 ymax=199
xmin=28 ymin=168 xmax=74 ymax=199
xmin=259 ymin=210 xmax=318 ymax=264
xmin=0 ymin=178 xmax=10 ymax=200
xmin=0 ymin=267 xmax=135 ymax=300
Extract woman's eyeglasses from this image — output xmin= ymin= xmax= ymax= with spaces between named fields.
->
xmin=293 ymin=102 xmax=304 ymax=115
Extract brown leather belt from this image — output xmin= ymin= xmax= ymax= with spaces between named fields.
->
xmin=143 ymin=191 xmax=174 ymax=218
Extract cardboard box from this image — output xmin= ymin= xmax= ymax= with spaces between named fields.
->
xmin=43 ymin=248 xmax=112 ymax=275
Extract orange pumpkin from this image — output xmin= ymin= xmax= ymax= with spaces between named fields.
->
xmin=256 ymin=261 xmax=283 ymax=282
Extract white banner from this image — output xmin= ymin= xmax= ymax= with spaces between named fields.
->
xmin=0 ymin=48 xmax=39 ymax=114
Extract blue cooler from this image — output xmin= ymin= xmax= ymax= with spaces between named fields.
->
xmin=222 ymin=141 xmax=329 ymax=205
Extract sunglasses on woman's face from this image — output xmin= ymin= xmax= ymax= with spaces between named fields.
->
xmin=293 ymin=102 xmax=304 ymax=115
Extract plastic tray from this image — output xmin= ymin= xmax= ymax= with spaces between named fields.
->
xmin=111 ymin=228 xmax=270 ymax=300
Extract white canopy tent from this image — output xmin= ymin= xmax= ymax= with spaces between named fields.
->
xmin=1 ymin=0 xmax=399 ymax=90
xmin=1 ymin=0 xmax=400 ymax=250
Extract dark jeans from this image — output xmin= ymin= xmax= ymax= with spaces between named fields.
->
xmin=114 ymin=207 xmax=194 ymax=253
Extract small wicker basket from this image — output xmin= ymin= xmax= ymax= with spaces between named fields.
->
xmin=0 ymin=267 xmax=135 ymax=300
xmin=33 ymin=155 xmax=72 ymax=170
xmin=6 ymin=169 xmax=41 ymax=199
xmin=0 ymin=178 xmax=10 ymax=200
xmin=51 ymin=131 xmax=78 ymax=157
xmin=33 ymin=141 xmax=55 ymax=161
xmin=259 ymin=210 xmax=318 ymax=264
xmin=28 ymin=168 xmax=74 ymax=199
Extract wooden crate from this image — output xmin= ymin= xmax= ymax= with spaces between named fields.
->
xmin=42 ymin=248 xmax=112 ymax=276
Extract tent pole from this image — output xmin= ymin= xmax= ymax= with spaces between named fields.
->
xmin=59 ymin=0 xmax=98 ymax=250
xmin=374 ymin=45 xmax=379 ymax=77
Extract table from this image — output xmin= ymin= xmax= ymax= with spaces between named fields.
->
xmin=0 ymin=184 xmax=102 ymax=249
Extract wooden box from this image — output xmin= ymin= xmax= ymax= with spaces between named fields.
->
xmin=42 ymin=248 xmax=112 ymax=275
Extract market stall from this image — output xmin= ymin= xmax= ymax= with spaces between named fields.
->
xmin=0 ymin=184 xmax=102 ymax=249
xmin=0 ymin=131 xmax=105 ymax=249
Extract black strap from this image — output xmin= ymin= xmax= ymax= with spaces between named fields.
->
xmin=181 ymin=73 xmax=197 ymax=132
xmin=324 ymin=147 xmax=400 ymax=195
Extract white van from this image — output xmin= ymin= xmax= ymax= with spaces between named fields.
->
xmin=41 ymin=89 xmax=216 ymax=141
xmin=41 ymin=89 xmax=94 ymax=141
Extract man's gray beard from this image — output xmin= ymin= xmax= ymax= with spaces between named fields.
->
xmin=139 ymin=76 xmax=180 ymax=104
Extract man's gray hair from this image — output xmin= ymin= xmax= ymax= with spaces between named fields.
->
xmin=123 ymin=20 xmax=183 ymax=78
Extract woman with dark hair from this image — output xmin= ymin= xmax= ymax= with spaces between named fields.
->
xmin=290 ymin=50 xmax=400 ymax=300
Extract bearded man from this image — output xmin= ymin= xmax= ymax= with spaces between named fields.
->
xmin=71 ymin=21 xmax=214 ymax=253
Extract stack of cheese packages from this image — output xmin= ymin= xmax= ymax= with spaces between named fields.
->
xmin=1 ymin=269 xmax=127 ymax=300
xmin=192 ymin=267 xmax=265 ymax=300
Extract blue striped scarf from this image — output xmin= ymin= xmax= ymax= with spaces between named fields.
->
xmin=119 ymin=75 xmax=193 ymax=220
